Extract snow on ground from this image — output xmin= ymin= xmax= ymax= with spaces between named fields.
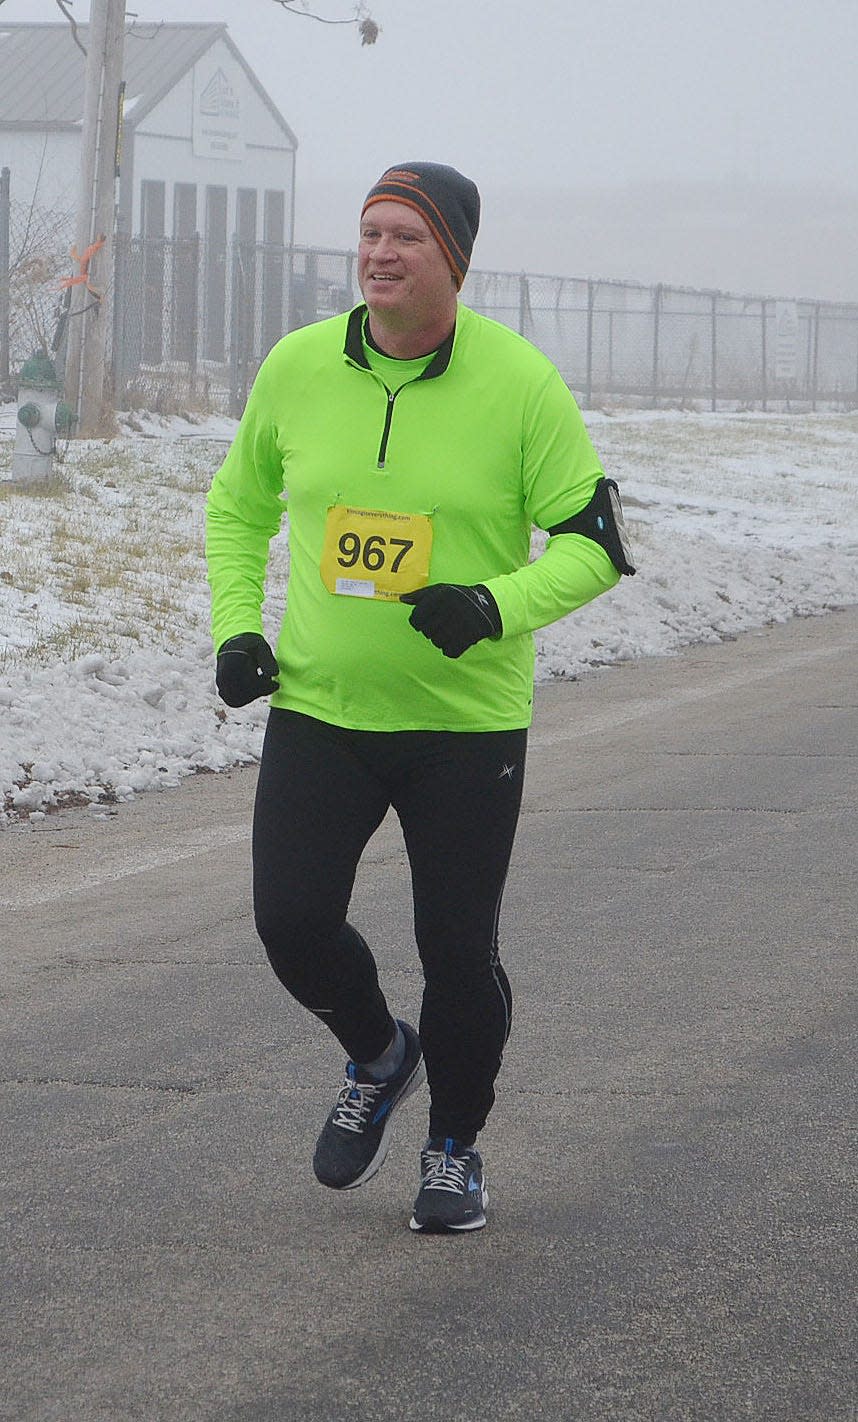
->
xmin=1 ymin=403 xmax=857 ymax=826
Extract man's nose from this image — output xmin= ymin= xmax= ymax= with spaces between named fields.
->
xmin=373 ymin=233 xmax=398 ymax=260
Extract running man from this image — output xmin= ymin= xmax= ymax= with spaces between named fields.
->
xmin=205 ymin=162 xmax=634 ymax=1233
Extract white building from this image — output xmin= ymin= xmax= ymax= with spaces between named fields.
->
xmin=0 ymin=21 xmax=298 ymax=252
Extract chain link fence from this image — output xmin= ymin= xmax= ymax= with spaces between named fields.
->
xmin=464 ymin=270 xmax=858 ymax=411
xmin=108 ymin=239 xmax=858 ymax=415
xmin=110 ymin=235 xmax=357 ymax=416
xmin=0 ymin=171 xmax=75 ymax=401
xmin=4 ymin=184 xmax=858 ymax=416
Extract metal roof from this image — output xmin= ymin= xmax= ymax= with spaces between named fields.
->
xmin=0 ymin=22 xmax=297 ymax=146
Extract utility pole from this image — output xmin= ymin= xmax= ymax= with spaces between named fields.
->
xmin=64 ymin=0 xmax=126 ymax=435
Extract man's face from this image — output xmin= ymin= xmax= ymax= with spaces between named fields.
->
xmin=358 ymin=201 xmax=455 ymax=325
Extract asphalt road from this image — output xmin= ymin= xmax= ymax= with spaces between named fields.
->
xmin=2 ymin=610 xmax=857 ymax=1422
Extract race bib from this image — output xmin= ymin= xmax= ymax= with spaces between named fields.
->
xmin=320 ymin=505 xmax=433 ymax=601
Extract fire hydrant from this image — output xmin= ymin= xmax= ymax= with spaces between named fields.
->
xmin=9 ymin=350 xmax=75 ymax=483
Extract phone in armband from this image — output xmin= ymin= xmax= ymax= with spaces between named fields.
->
xmin=548 ymin=477 xmax=636 ymax=576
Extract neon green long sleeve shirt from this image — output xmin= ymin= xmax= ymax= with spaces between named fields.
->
xmin=205 ymin=303 xmax=619 ymax=731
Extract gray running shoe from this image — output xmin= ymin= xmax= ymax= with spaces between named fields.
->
xmin=313 ymin=1020 xmax=425 ymax=1190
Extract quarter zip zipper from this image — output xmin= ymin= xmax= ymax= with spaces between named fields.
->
xmin=377 ymin=385 xmax=401 ymax=469
xmin=360 ymin=372 xmax=427 ymax=470
xmin=342 ymin=306 xmax=457 ymax=471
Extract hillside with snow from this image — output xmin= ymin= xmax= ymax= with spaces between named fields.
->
xmin=2 ymin=406 xmax=856 ymax=826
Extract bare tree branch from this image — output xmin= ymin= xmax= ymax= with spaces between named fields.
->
xmin=54 ymin=0 xmax=87 ymax=57
xmin=0 ymin=0 xmax=381 ymax=50
xmin=272 ymin=1 xmax=380 ymax=43
xmin=8 ymin=132 xmax=50 ymax=280
xmin=0 ymin=0 xmax=88 ymax=54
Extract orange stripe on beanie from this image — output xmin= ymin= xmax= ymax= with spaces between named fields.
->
xmin=361 ymin=162 xmax=480 ymax=289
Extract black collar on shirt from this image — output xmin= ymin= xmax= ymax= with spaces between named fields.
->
xmin=343 ymin=305 xmax=455 ymax=379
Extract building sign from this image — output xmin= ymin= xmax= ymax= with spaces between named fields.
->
xmin=193 ymin=63 xmax=245 ymax=161
xmin=774 ymin=301 xmax=800 ymax=384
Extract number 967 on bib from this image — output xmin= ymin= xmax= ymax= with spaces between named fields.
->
xmin=320 ymin=504 xmax=433 ymax=601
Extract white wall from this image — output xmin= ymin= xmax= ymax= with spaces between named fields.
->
xmin=130 ymin=130 xmax=294 ymax=239
xmin=130 ymin=36 xmax=295 ymax=238
xmin=136 ymin=40 xmax=291 ymax=151
xmin=3 ymin=36 xmax=296 ymax=247
xmin=1 ymin=130 xmax=79 ymax=234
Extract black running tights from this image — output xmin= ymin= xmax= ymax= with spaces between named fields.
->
xmin=252 ymin=709 xmax=527 ymax=1144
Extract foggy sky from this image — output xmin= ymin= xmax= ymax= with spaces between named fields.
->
xmin=4 ymin=0 xmax=858 ymax=300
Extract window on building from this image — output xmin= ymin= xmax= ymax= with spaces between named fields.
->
xmin=141 ymin=180 xmax=165 ymax=365
xmin=204 ymin=185 xmax=227 ymax=362
xmin=262 ymin=190 xmax=286 ymax=356
xmin=236 ymin=188 xmax=257 ymax=244
xmin=141 ymin=179 xmax=165 ymax=237
xmin=174 ymin=183 xmax=197 ymax=238
xmin=172 ymin=184 xmax=197 ymax=363
xmin=234 ymin=189 xmax=258 ymax=369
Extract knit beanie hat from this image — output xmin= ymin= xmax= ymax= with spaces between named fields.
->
xmin=361 ymin=162 xmax=480 ymax=289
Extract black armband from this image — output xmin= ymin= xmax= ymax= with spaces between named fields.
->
xmin=547 ymin=477 xmax=636 ymax=576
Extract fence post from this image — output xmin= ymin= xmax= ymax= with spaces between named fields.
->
xmin=811 ymin=303 xmax=821 ymax=411
xmin=710 ymin=292 xmax=718 ymax=412
xmin=585 ymin=280 xmax=595 ymax=408
xmin=518 ymin=272 xmax=528 ymax=336
xmin=651 ymin=283 xmax=662 ymax=408
xmin=0 ymin=167 xmax=10 ymax=390
xmin=803 ymin=305 xmax=813 ymax=406
xmin=761 ymin=299 xmax=768 ymax=412
xmin=285 ymin=245 xmax=297 ymax=332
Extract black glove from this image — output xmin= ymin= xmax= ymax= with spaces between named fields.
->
xmin=399 ymin=583 xmax=502 ymax=659
xmin=215 ymin=633 xmax=280 ymax=707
